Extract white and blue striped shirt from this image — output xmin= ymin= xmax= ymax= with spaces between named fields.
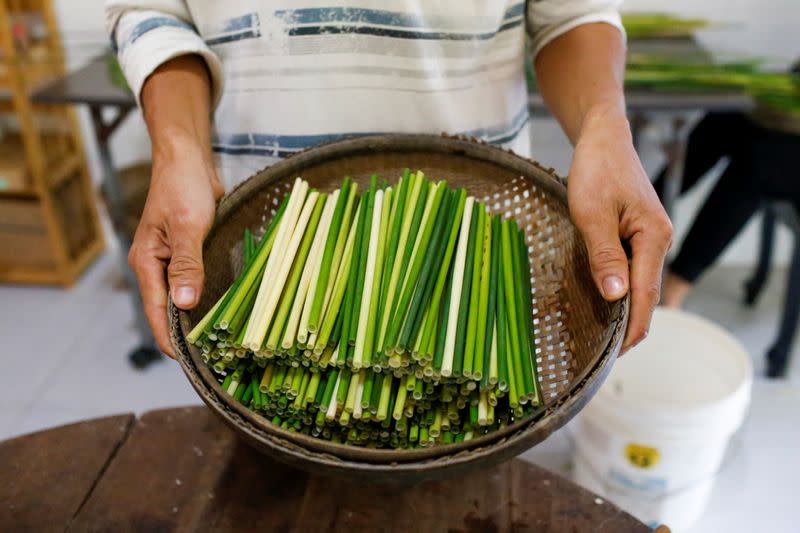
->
xmin=106 ymin=1 xmax=623 ymax=191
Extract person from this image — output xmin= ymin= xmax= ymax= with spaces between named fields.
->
xmin=106 ymin=1 xmax=672 ymax=358
xmin=658 ymin=101 xmax=800 ymax=307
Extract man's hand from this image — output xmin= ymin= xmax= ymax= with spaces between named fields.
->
xmin=129 ymin=146 xmax=223 ymax=356
xmin=534 ymin=23 xmax=672 ymax=353
xmin=133 ymin=54 xmax=218 ymax=357
xmin=568 ymin=104 xmax=672 ymax=353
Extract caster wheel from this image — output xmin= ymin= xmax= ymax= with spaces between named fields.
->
xmin=765 ymin=348 xmax=788 ymax=379
xmin=743 ymin=282 xmax=761 ymax=307
xmin=129 ymin=346 xmax=162 ymax=369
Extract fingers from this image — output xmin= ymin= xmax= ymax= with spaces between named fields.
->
xmin=573 ymin=207 xmax=630 ymax=302
xmin=167 ymin=216 xmax=206 ymax=310
xmin=129 ymin=246 xmax=175 ymax=358
xmin=622 ymin=219 xmax=673 ymax=354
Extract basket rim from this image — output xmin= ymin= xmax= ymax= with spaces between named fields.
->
xmin=172 ymin=299 xmax=625 ymax=475
xmin=170 ymin=133 xmax=628 ymax=466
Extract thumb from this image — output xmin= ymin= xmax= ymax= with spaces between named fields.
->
xmin=578 ymin=213 xmax=630 ymax=301
xmin=167 ymin=237 xmax=205 ymax=310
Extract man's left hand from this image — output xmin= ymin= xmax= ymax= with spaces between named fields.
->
xmin=567 ymin=103 xmax=673 ymax=354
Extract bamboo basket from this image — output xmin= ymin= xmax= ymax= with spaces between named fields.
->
xmin=169 ymin=135 xmax=628 ymax=482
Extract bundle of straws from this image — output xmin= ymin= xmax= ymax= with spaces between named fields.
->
xmin=188 ymin=171 xmax=541 ymax=448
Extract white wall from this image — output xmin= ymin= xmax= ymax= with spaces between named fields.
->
xmin=54 ymin=0 xmax=798 ymax=267
xmin=54 ymin=0 xmax=151 ymax=182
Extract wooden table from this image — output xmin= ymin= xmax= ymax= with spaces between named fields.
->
xmin=0 ymin=406 xmax=664 ymax=532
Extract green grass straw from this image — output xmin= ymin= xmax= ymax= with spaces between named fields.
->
xmin=397 ymin=187 xmax=454 ymax=351
xmin=463 ymin=204 xmax=485 ymax=378
xmin=308 ymin=178 xmax=351 ymax=332
xmin=265 ymin=193 xmax=326 ymax=350
xmin=474 ymin=213 xmax=492 ymax=383
xmin=452 ymin=201 xmax=480 ymax=378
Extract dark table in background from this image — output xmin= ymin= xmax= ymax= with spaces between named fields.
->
xmin=0 ymin=406 xmax=664 ymax=532
xmin=32 ymin=56 xmax=158 ymax=368
xmin=529 ymin=36 xmax=755 ymax=218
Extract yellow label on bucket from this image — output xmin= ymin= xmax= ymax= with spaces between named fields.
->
xmin=625 ymin=443 xmax=660 ymax=469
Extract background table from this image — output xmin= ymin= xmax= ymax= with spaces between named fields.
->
xmin=0 ymin=406 xmax=664 ymax=532
xmin=33 ymin=56 xmax=158 ymax=368
xmin=529 ymin=36 xmax=755 ymax=219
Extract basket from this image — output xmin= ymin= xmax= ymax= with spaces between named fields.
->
xmin=170 ymin=134 xmax=628 ymax=483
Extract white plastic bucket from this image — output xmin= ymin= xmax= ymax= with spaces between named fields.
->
xmin=572 ymin=308 xmax=753 ymax=531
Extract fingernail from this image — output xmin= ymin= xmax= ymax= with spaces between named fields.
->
xmin=174 ymin=286 xmax=197 ymax=307
xmin=602 ymin=276 xmax=625 ymax=299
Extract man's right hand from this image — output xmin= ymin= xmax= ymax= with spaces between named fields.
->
xmin=129 ymin=145 xmax=223 ymax=357
xmin=134 ymin=55 xmax=219 ymax=357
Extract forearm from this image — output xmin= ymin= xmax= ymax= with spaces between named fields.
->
xmin=141 ymin=54 xmax=213 ymax=164
xmin=534 ymin=22 xmax=627 ymax=144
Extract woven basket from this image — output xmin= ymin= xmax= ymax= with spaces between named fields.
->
xmin=170 ymin=134 xmax=628 ymax=483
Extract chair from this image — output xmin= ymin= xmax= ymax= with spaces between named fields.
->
xmin=743 ymin=200 xmax=800 ymax=378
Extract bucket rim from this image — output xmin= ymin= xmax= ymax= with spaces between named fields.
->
xmin=583 ymin=309 xmax=753 ymax=439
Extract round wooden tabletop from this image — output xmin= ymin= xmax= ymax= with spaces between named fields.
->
xmin=0 ymin=406 xmax=665 ymax=532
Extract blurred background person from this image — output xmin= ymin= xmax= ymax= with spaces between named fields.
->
xmin=659 ymin=60 xmax=800 ymax=309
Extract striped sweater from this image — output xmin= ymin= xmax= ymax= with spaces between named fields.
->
xmin=106 ymin=1 xmax=623 ymax=191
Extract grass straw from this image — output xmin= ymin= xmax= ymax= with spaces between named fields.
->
xmin=349 ymin=179 xmax=376 ymax=346
xmin=501 ymin=221 xmax=526 ymax=402
xmin=404 ymin=190 xmax=458 ymax=351
xmin=298 ymin=189 xmax=340 ymax=345
xmin=462 ymin=204 xmax=485 ymax=378
xmin=474 ymin=212 xmax=492 ymax=383
xmin=314 ymin=202 xmax=362 ymax=353
xmin=516 ymin=227 xmax=540 ymax=405
xmin=483 ymin=214 xmax=500 ymax=388
xmin=376 ymin=172 xmax=424 ymax=352
xmin=363 ymin=187 xmax=392 ymax=367
xmin=313 ymin=184 xmax=358 ymax=333
xmin=441 ymin=197 xmax=474 ymax=377
xmin=343 ymin=190 xmax=368 ymax=347
xmin=308 ymin=178 xmax=351 ymax=332
xmin=243 ymin=178 xmax=309 ymax=350
xmin=265 ymin=193 xmax=326 ymax=351
xmin=452 ymin=201 xmax=480 ymax=378
xmin=256 ymin=190 xmax=319 ymax=350
xmin=384 ymin=180 xmax=446 ymax=353
xmin=353 ymin=188 xmax=384 ymax=369
xmin=509 ymin=223 xmax=535 ymax=402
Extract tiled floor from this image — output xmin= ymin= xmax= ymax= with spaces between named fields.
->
xmin=1 ymin=246 xmax=797 ymax=532
xmin=0 ymin=250 xmax=200 ymax=440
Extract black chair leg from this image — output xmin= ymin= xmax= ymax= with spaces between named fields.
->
xmin=766 ymin=234 xmax=800 ymax=378
xmin=745 ymin=206 xmax=776 ymax=307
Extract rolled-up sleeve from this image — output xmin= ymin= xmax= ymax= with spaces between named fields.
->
xmin=105 ymin=1 xmax=224 ymax=109
xmin=526 ymin=0 xmax=625 ymax=59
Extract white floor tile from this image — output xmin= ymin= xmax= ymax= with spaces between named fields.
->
xmin=30 ymin=291 xmax=200 ymax=414
xmin=5 ymin=405 xmax=95 ymax=440
xmin=686 ymin=380 xmax=800 ymax=533
xmin=0 ymin=410 xmax=18 ymax=442
xmin=519 ymin=423 xmax=574 ymax=477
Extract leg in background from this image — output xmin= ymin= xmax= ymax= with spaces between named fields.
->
xmin=767 ymin=232 xmax=800 ymax=378
xmin=653 ymin=112 xmax=756 ymax=199
xmin=664 ymin=157 xmax=761 ymax=307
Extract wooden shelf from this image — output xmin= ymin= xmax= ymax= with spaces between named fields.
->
xmin=0 ymin=263 xmax=64 ymax=285
xmin=0 ymin=0 xmax=104 ymax=286
xmin=47 ymin=149 xmax=80 ymax=188
xmin=0 ymin=187 xmax=37 ymax=199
